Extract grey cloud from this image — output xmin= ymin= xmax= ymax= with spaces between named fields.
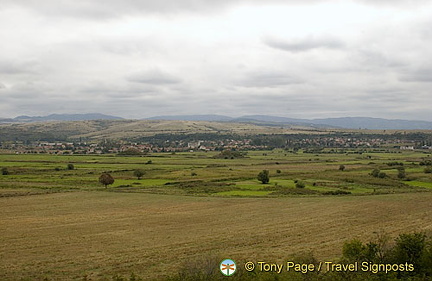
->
xmin=0 ymin=83 xmax=5 ymax=89
xmin=357 ymin=0 xmax=432 ymax=7
xmin=81 ymin=81 xmax=156 ymax=95
xmin=99 ymin=40 xmax=152 ymax=56
xmin=353 ymin=50 xmax=406 ymax=69
xmin=237 ymin=72 xmax=304 ymax=88
xmin=127 ymin=69 xmax=182 ymax=85
xmin=264 ymin=36 xmax=345 ymax=53
xmin=399 ymin=68 xmax=432 ymax=82
xmin=0 ymin=60 xmax=39 ymax=75
xmin=2 ymin=0 xmax=324 ymax=18
xmin=2 ymin=0 xmax=430 ymax=21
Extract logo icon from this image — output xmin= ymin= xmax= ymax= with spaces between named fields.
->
xmin=220 ymin=259 xmax=237 ymax=276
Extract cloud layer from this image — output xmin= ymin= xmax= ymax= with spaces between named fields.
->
xmin=1 ymin=1 xmax=432 ymax=120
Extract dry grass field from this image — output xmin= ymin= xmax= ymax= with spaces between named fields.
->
xmin=1 ymin=191 xmax=432 ymax=280
xmin=0 ymin=120 xmax=316 ymax=141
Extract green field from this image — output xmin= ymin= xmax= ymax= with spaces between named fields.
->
xmin=1 ymin=150 xmax=432 ymax=197
xmin=1 ymin=150 xmax=432 ymax=280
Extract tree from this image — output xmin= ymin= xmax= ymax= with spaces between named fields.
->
xmin=99 ymin=173 xmax=114 ymax=188
xmin=1 ymin=167 xmax=8 ymax=175
xmin=392 ymin=232 xmax=429 ymax=276
xmin=342 ymin=239 xmax=366 ymax=262
xmin=339 ymin=165 xmax=345 ymax=171
xmin=295 ymin=181 xmax=305 ymax=188
xmin=257 ymin=170 xmax=270 ymax=184
xmin=67 ymin=163 xmax=75 ymax=170
xmin=133 ymin=169 xmax=145 ymax=180
xmin=397 ymin=167 xmax=406 ymax=179
xmin=371 ymin=168 xmax=380 ymax=178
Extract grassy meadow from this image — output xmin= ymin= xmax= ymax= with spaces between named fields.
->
xmin=1 ymin=149 xmax=432 ymax=197
xmin=1 ymin=149 xmax=432 ymax=280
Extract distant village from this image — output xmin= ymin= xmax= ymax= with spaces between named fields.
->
xmin=1 ymin=135 xmax=431 ymax=155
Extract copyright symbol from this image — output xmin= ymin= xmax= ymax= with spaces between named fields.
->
xmin=245 ymin=261 xmax=255 ymax=272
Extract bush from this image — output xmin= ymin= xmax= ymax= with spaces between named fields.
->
xmin=392 ymin=232 xmax=431 ymax=277
xmin=386 ymin=161 xmax=404 ymax=166
xmin=323 ymin=190 xmax=351 ymax=195
xmin=424 ymin=167 xmax=432 ymax=173
xmin=133 ymin=169 xmax=145 ymax=179
xmin=339 ymin=165 xmax=346 ymax=171
xmin=213 ymin=150 xmax=246 ymax=159
xmin=67 ymin=163 xmax=75 ymax=170
xmin=257 ymin=170 xmax=270 ymax=184
xmin=419 ymin=160 xmax=432 ymax=166
xmin=295 ymin=181 xmax=305 ymax=188
xmin=1 ymin=167 xmax=8 ymax=175
xmin=99 ymin=173 xmax=114 ymax=188
xmin=378 ymin=172 xmax=387 ymax=178
xmin=397 ymin=167 xmax=406 ymax=179
xmin=371 ymin=168 xmax=380 ymax=177
xmin=118 ymin=148 xmax=143 ymax=156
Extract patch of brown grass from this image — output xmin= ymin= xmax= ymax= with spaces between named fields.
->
xmin=1 ymin=192 xmax=431 ymax=280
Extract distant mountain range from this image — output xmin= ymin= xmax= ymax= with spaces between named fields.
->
xmin=148 ymin=114 xmax=432 ymax=130
xmin=0 ymin=113 xmax=123 ymax=123
xmin=1 ymin=113 xmax=432 ymax=130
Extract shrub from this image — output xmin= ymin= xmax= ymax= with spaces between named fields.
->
xmin=419 ymin=160 xmax=432 ymax=166
xmin=343 ymin=239 xmax=366 ymax=262
xmin=213 ymin=150 xmax=246 ymax=159
xmin=1 ymin=167 xmax=8 ymax=175
xmin=323 ymin=190 xmax=351 ymax=195
xmin=424 ymin=167 xmax=432 ymax=173
xmin=257 ymin=170 xmax=270 ymax=184
xmin=295 ymin=181 xmax=305 ymax=188
xmin=133 ymin=169 xmax=145 ymax=180
xmin=339 ymin=164 xmax=346 ymax=171
xmin=397 ymin=167 xmax=406 ymax=179
xmin=118 ymin=148 xmax=143 ymax=156
xmin=392 ymin=232 xmax=431 ymax=277
xmin=99 ymin=173 xmax=114 ymax=188
xmin=386 ymin=161 xmax=404 ymax=166
xmin=378 ymin=172 xmax=387 ymax=178
xmin=371 ymin=168 xmax=380 ymax=177
xmin=67 ymin=163 xmax=75 ymax=170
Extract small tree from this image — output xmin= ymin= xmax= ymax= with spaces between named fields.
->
xmin=257 ymin=170 xmax=270 ymax=184
xmin=371 ymin=168 xmax=380 ymax=178
xmin=67 ymin=163 xmax=75 ymax=170
xmin=1 ymin=167 xmax=8 ymax=175
xmin=397 ymin=167 xmax=406 ymax=179
xmin=393 ymin=232 xmax=427 ymax=275
xmin=295 ymin=181 xmax=305 ymax=188
xmin=339 ymin=165 xmax=346 ymax=171
xmin=99 ymin=173 xmax=114 ymax=188
xmin=133 ymin=169 xmax=145 ymax=180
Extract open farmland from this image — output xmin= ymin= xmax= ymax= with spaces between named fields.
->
xmin=1 ymin=192 xmax=432 ymax=280
xmin=1 ymin=150 xmax=432 ymax=280
xmin=0 ymin=149 xmax=431 ymax=197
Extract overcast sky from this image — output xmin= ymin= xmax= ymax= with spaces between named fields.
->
xmin=1 ymin=0 xmax=432 ymax=120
